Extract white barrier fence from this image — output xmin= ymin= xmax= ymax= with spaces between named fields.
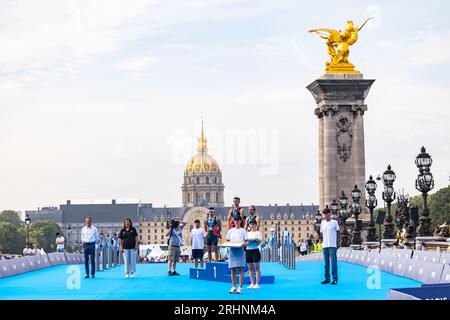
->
xmin=297 ymin=247 xmax=450 ymax=284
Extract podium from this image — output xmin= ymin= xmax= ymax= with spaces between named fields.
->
xmin=189 ymin=262 xmax=275 ymax=284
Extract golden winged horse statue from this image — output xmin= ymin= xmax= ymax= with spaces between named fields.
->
xmin=309 ymin=18 xmax=373 ymax=73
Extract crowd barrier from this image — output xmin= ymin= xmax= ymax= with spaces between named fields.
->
xmin=280 ymin=242 xmax=296 ymax=269
xmin=0 ymin=252 xmax=85 ymax=279
xmin=297 ymin=247 xmax=450 ymax=285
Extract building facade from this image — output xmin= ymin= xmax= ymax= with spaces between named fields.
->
xmin=26 ymin=122 xmax=318 ymax=250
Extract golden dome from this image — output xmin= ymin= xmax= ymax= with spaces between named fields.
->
xmin=185 ymin=121 xmax=221 ymax=174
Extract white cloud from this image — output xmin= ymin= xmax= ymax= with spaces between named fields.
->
xmin=0 ymin=0 xmax=158 ymax=74
xmin=378 ymin=29 xmax=450 ymax=66
xmin=114 ymin=54 xmax=160 ymax=72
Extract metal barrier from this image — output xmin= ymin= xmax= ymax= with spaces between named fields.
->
xmin=260 ymin=240 xmax=271 ymax=262
xmin=280 ymin=231 xmax=296 ymax=270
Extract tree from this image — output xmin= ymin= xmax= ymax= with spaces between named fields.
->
xmin=29 ymin=220 xmax=62 ymax=252
xmin=0 ymin=222 xmax=25 ymax=254
xmin=0 ymin=210 xmax=23 ymax=228
xmin=408 ymin=186 xmax=450 ymax=227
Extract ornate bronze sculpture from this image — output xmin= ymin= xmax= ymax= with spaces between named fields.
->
xmin=434 ymin=224 xmax=449 ymax=240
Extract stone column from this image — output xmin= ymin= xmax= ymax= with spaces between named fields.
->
xmin=315 ymin=109 xmax=325 ymax=209
xmin=352 ymin=105 xmax=368 ymax=217
xmin=322 ymin=105 xmax=338 ymax=208
xmin=307 ymin=74 xmax=375 ymax=213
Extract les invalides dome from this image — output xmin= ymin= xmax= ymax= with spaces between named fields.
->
xmin=181 ymin=121 xmax=224 ymax=208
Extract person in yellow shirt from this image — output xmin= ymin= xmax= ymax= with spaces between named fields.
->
xmin=317 ymin=240 xmax=323 ymax=252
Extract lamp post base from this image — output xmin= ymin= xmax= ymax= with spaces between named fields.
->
xmin=366 ymin=225 xmax=377 ymax=242
xmin=351 ymin=231 xmax=363 ymax=246
xmin=383 ymin=222 xmax=395 ymax=240
xmin=339 ymin=232 xmax=352 ymax=247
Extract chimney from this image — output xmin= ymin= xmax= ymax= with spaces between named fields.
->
xmin=66 ymin=200 xmax=71 ymax=205
xmin=112 ymin=199 xmax=116 ymax=205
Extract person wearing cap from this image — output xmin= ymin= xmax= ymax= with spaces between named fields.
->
xmin=227 ymin=196 xmax=245 ymax=229
xmin=320 ymin=207 xmax=340 ymax=285
xmin=204 ymin=207 xmax=221 ymax=262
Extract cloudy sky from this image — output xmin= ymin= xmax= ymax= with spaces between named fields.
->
xmin=0 ymin=0 xmax=449 ymax=214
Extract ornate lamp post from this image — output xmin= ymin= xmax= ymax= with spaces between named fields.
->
xmin=25 ymin=214 xmax=31 ymax=245
xmin=415 ymin=146 xmax=434 ymax=236
xmin=365 ymin=175 xmax=378 ymax=242
xmin=315 ymin=210 xmax=323 ymax=241
xmin=338 ymin=191 xmax=351 ymax=247
xmin=351 ymin=185 xmax=363 ymax=245
xmin=67 ymin=224 xmax=71 ymax=252
xmin=382 ymin=165 xmax=396 ymax=239
xmin=330 ymin=199 xmax=339 ymax=221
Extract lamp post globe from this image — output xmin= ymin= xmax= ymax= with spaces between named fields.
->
xmin=315 ymin=210 xmax=323 ymax=240
xmin=338 ymin=191 xmax=351 ymax=247
xmin=67 ymin=224 xmax=71 ymax=253
xmin=415 ymin=146 xmax=434 ymax=236
xmin=365 ymin=175 xmax=378 ymax=242
xmin=330 ymin=199 xmax=339 ymax=220
xmin=24 ymin=214 xmax=31 ymax=245
xmin=382 ymin=165 xmax=396 ymax=240
xmin=351 ymin=185 xmax=363 ymax=245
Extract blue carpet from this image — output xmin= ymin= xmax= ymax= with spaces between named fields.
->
xmin=0 ymin=262 xmax=421 ymax=300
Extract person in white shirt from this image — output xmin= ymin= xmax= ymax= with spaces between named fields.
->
xmin=56 ymin=233 xmax=65 ymax=253
xmin=23 ymin=244 xmax=33 ymax=256
xmin=81 ymin=217 xmax=100 ymax=279
xmin=245 ymin=223 xmax=262 ymax=289
xmin=31 ymin=243 xmax=39 ymax=255
xmin=226 ymin=215 xmax=248 ymax=294
xmin=320 ymin=208 xmax=340 ymax=285
xmin=300 ymin=239 xmax=308 ymax=256
xmin=190 ymin=219 xmax=206 ymax=268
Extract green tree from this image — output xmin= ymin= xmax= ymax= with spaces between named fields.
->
xmin=0 ymin=210 xmax=23 ymax=228
xmin=407 ymin=186 xmax=450 ymax=227
xmin=0 ymin=222 xmax=25 ymax=254
xmin=29 ymin=220 xmax=62 ymax=252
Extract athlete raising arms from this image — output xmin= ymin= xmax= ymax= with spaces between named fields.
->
xmin=227 ymin=196 xmax=245 ymax=229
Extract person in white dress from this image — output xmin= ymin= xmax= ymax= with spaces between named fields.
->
xmin=226 ymin=215 xmax=248 ymax=294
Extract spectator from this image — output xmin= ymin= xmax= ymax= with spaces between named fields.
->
xmin=0 ymin=250 xmax=6 ymax=260
xmin=300 ymin=239 xmax=308 ymax=256
xmin=31 ymin=243 xmax=40 ymax=255
xmin=56 ymin=232 xmax=65 ymax=253
xmin=119 ymin=218 xmax=139 ymax=278
xmin=320 ymin=208 xmax=340 ymax=285
xmin=23 ymin=244 xmax=33 ymax=256
xmin=81 ymin=217 xmax=100 ymax=279
xmin=166 ymin=220 xmax=184 ymax=276
xmin=307 ymin=237 xmax=313 ymax=254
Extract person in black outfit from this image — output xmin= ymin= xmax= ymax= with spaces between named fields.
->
xmin=119 ymin=218 xmax=139 ymax=278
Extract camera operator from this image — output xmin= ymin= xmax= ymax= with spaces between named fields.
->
xmin=166 ymin=220 xmax=184 ymax=276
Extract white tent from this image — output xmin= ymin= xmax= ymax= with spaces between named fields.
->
xmin=147 ymin=246 xmax=165 ymax=258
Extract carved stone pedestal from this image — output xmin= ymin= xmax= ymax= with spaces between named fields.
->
xmin=307 ymin=73 xmax=374 ymax=218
